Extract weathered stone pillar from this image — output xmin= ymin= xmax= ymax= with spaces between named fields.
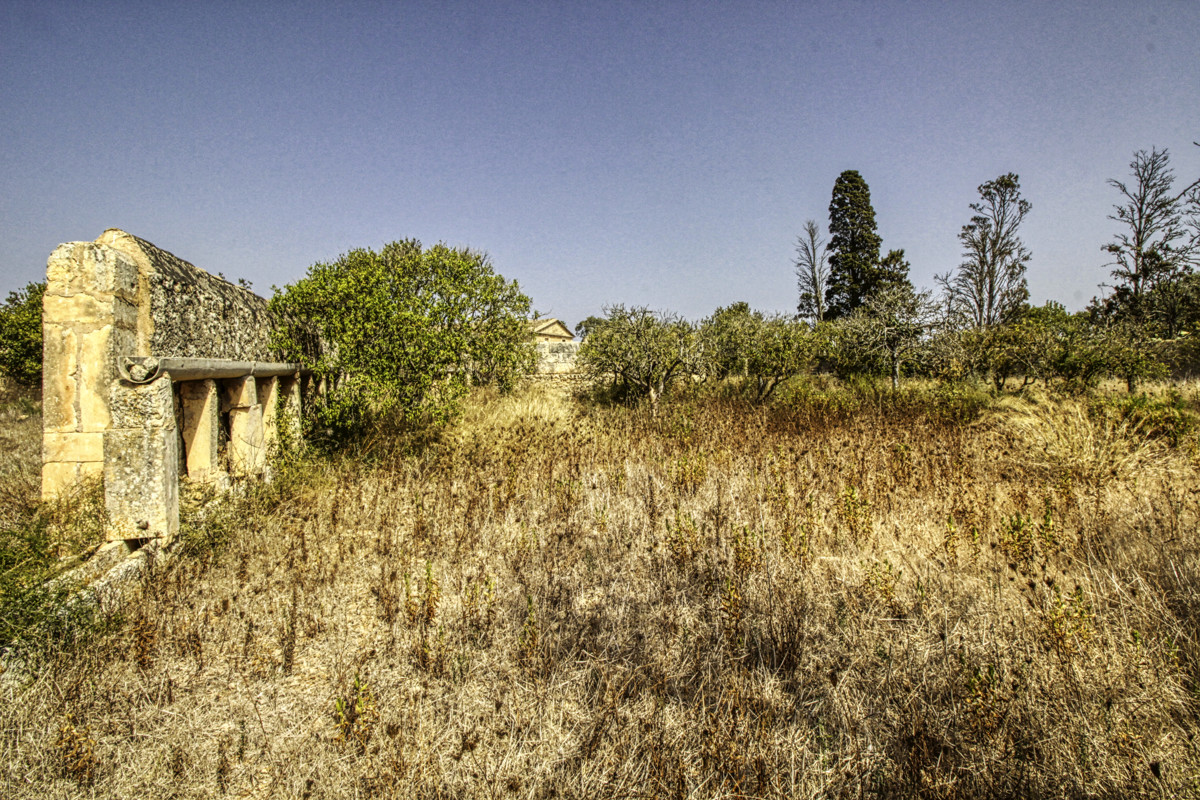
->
xmin=180 ymin=379 xmax=221 ymax=481
xmin=104 ymin=375 xmax=179 ymax=541
xmin=223 ymin=375 xmax=264 ymax=475
xmin=258 ymin=376 xmax=279 ymax=450
xmin=42 ymin=243 xmax=140 ymax=498
xmin=278 ymin=373 xmax=302 ymax=451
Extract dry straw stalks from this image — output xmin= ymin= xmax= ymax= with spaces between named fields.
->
xmin=2 ymin=380 xmax=1200 ymax=798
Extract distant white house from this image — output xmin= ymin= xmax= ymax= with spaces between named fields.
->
xmin=526 ymin=318 xmax=575 ymax=343
xmin=526 ymin=318 xmax=580 ymax=375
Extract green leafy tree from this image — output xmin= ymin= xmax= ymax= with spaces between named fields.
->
xmin=742 ymin=315 xmax=821 ymax=401
xmin=960 ymin=323 xmax=1031 ymax=392
xmin=1010 ymin=302 xmax=1074 ymax=388
xmin=1001 ymin=303 xmax=1113 ymax=392
xmin=825 ymin=170 xmax=884 ymax=319
xmin=577 ymin=305 xmax=702 ymax=411
xmin=700 ymin=302 xmax=754 ymax=379
xmin=0 ymin=282 xmax=45 ymax=386
xmin=574 ymin=315 xmax=609 ymax=341
xmin=270 ymin=241 xmax=534 ymax=442
xmin=1101 ymin=319 xmax=1167 ymax=393
xmin=950 ymin=173 xmax=1032 ymax=327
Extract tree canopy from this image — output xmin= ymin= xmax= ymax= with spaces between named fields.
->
xmin=1100 ymin=147 xmax=1200 ymax=335
xmin=948 ymin=173 xmax=1032 ymax=328
xmin=0 ymin=282 xmax=44 ymax=386
xmin=270 ymin=240 xmax=534 ymax=441
xmin=576 ymin=305 xmax=702 ymax=410
xmin=825 ymin=170 xmax=884 ymax=319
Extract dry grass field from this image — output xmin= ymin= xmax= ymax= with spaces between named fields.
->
xmin=3 ymin=378 xmax=1200 ymax=798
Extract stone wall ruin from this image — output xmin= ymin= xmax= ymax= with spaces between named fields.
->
xmin=42 ymin=229 xmax=311 ymax=543
xmin=534 ymin=340 xmax=581 ymax=375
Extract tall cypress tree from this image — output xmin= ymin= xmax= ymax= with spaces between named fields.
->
xmin=825 ymin=170 xmax=883 ymax=319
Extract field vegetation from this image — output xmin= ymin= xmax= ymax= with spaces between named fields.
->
xmin=2 ymin=141 xmax=1198 ymax=796
xmin=3 ymin=376 xmax=1200 ymax=798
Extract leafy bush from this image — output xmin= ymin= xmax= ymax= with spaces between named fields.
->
xmin=270 ymin=241 xmax=534 ymax=443
xmin=0 ymin=282 xmax=45 ymax=386
xmin=1098 ymin=389 xmax=1198 ymax=447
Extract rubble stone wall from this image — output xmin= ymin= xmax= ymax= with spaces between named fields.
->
xmin=97 ymin=229 xmax=280 ymax=361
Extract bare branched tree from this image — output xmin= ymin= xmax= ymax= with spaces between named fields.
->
xmin=1104 ymin=147 xmax=1200 ymax=306
xmin=950 ymin=173 xmax=1031 ymax=327
xmin=794 ymin=219 xmax=829 ymax=323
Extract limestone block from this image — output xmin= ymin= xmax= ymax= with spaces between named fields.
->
xmin=104 ymin=427 xmax=179 ymax=541
xmin=43 ymin=431 xmax=104 ymax=463
xmin=79 ymin=325 xmax=120 ymax=431
xmin=103 ymin=375 xmax=179 ymax=540
xmin=44 ymin=242 xmax=139 ymax=301
xmin=180 ymin=379 xmax=220 ymax=480
xmin=90 ymin=245 xmax=141 ymax=303
xmin=228 ymin=404 xmax=265 ymax=475
xmin=112 ymin=296 xmax=139 ymax=330
xmin=42 ymin=293 xmax=109 ymax=325
xmin=42 ymin=461 xmax=80 ymax=500
xmin=45 ymin=243 xmax=83 ymax=295
xmin=41 ymin=324 xmax=78 ymax=432
xmin=222 ymin=375 xmax=257 ymax=411
xmin=109 ymin=376 xmax=176 ymax=430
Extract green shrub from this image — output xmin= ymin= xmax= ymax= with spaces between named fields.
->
xmin=270 ymin=241 xmax=534 ymax=445
xmin=577 ymin=305 xmax=703 ymax=410
xmin=0 ymin=479 xmax=108 ymax=659
xmin=1098 ymin=390 xmax=1198 ymax=447
xmin=0 ymin=282 xmax=45 ymax=386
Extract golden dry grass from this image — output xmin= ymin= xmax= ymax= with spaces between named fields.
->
xmin=3 ymin=380 xmax=1200 ymax=798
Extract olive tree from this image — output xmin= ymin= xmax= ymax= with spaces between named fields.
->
xmin=699 ymin=304 xmax=820 ymax=401
xmin=270 ymin=240 xmax=534 ymax=441
xmin=700 ymin=302 xmax=754 ymax=379
xmin=743 ymin=315 xmax=821 ymax=401
xmin=837 ymin=285 xmax=936 ymax=389
xmin=577 ymin=305 xmax=702 ymax=411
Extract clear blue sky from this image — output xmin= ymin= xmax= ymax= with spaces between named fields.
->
xmin=3 ymin=0 xmax=1198 ymax=327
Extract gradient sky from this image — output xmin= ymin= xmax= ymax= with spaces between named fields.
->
xmin=3 ymin=0 xmax=1198 ymax=328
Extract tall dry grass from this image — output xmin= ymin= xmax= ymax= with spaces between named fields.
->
xmin=3 ymin=380 xmax=1200 ymax=798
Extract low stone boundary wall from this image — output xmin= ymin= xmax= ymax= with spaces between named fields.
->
xmin=42 ymin=230 xmax=315 ymax=543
